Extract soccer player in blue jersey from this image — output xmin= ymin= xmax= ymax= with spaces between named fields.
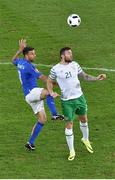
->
xmin=12 ymin=39 xmax=64 ymax=150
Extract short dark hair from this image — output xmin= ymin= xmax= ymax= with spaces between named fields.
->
xmin=60 ymin=47 xmax=71 ymax=57
xmin=23 ymin=46 xmax=34 ymax=56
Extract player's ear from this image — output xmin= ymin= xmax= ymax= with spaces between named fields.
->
xmin=61 ymin=54 xmax=64 ymax=59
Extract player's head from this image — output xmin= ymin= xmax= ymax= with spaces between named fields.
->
xmin=60 ymin=47 xmax=73 ymax=63
xmin=23 ymin=46 xmax=36 ymax=62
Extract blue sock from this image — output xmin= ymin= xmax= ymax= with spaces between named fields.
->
xmin=46 ymin=95 xmax=57 ymax=116
xmin=29 ymin=121 xmax=44 ymax=145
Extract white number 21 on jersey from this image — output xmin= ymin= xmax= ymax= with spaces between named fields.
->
xmin=65 ymin=71 xmax=72 ymax=78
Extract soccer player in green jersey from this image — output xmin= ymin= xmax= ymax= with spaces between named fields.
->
xmin=47 ymin=47 xmax=106 ymax=161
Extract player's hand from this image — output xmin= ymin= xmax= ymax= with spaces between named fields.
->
xmin=50 ymin=92 xmax=60 ymax=98
xmin=19 ymin=39 xmax=27 ymax=52
xmin=97 ymin=74 xmax=106 ymax=80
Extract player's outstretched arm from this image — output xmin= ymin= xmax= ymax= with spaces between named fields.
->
xmin=12 ymin=39 xmax=26 ymax=62
xmin=39 ymin=74 xmax=58 ymax=85
xmin=47 ymin=77 xmax=60 ymax=98
xmin=39 ymin=74 xmax=48 ymax=83
xmin=79 ymin=71 xmax=106 ymax=81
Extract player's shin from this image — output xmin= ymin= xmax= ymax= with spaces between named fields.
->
xmin=65 ymin=128 xmax=75 ymax=160
xmin=65 ymin=128 xmax=75 ymax=152
xmin=80 ymin=121 xmax=89 ymax=140
xmin=80 ymin=121 xmax=93 ymax=153
xmin=29 ymin=121 xmax=44 ymax=145
xmin=46 ymin=95 xmax=58 ymax=116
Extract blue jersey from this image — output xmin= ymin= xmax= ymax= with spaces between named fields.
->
xmin=13 ymin=58 xmax=42 ymax=96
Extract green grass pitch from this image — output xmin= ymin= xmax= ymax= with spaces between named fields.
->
xmin=0 ymin=0 xmax=115 ymax=178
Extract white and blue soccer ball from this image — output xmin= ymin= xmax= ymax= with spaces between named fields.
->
xmin=67 ymin=14 xmax=81 ymax=27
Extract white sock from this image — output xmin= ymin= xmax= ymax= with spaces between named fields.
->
xmin=80 ymin=122 xmax=89 ymax=140
xmin=65 ymin=128 xmax=75 ymax=152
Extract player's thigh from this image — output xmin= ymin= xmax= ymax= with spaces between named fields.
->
xmin=61 ymin=100 xmax=75 ymax=122
xmin=26 ymin=99 xmax=45 ymax=116
xmin=75 ymin=95 xmax=88 ymax=118
xmin=26 ymin=87 xmax=44 ymax=102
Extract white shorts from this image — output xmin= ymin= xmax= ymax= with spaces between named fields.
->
xmin=25 ymin=88 xmax=45 ymax=114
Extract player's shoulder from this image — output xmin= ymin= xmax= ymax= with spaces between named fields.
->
xmin=72 ymin=61 xmax=83 ymax=74
xmin=51 ymin=63 xmax=61 ymax=71
xmin=72 ymin=60 xmax=82 ymax=68
xmin=16 ymin=58 xmax=24 ymax=62
xmin=18 ymin=58 xmax=32 ymax=69
xmin=21 ymin=59 xmax=32 ymax=67
xmin=13 ymin=58 xmax=24 ymax=66
xmin=72 ymin=60 xmax=80 ymax=66
xmin=14 ymin=58 xmax=26 ymax=64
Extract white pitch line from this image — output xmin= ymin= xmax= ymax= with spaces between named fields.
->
xmin=83 ymin=67 xmax=115 ymax=72
xmin=0 ymin=62 xmax=115 ymax=72
xmin=0 ymin=62 xmax=11 ymax=65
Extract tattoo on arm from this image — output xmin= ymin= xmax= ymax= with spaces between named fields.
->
xmin=79 ymin=71 xmax=98 ymax=81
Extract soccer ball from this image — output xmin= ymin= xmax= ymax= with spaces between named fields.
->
xmin=67 ymin=14 xmax=81 ymax=27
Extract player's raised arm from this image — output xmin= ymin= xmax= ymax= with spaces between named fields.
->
xmin=12 ymin=39 xmax=26 ymax=62
xmin=78 ymin=71 xmax=106 ymax=81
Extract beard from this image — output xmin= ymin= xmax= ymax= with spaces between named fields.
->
xmin=30 ymin=59 xmax=34 ymax=62
xmin=65 ymin=59 xmax=72 ymax=63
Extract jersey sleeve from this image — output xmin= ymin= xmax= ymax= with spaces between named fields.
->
xmin=49 ymin=67 xmax=57 ymax=80
xmin=12 ymin=58 xmax=20 ymax=66
xmin=26 ymin=64 xmax=42 ymax=78
xmin=75 ymin=62 xmax=83 ymax=74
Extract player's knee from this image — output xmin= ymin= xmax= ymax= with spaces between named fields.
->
xmin=65 ymin=121 xmax=73 ymax=129
xmin=41 ymin=89 xmax=49 ymax=99
xmin=78 ymin=115 xmax=88 ymax=122
xmin=42 ymin=115 xmax=47 ymax=123
xmin=38 ymin=116 xmax=47 ymax=124
xmin=44 ymin=89 xmax=49 ymax=96
xmin=37 ymin=111 xmax=47 ymax=123
xmin=65 ymin=128 xmax=73 ymax=136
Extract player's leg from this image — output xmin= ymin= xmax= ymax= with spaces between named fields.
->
xmin=78 ymin=114 xmax=89 ymax=141
xmin=41 ymin=89 xmax=64 ymax=120
xmin=78 ymin=114 xmax=93 ymax=153
xmin=25 ymin=89 xmax=47 ymax=150
xmin=61 ymin=100 xmax=75 ymax=160
xmin=65 ymin=121 xmax=75 ymax=161
xmin=75 ymin=95 xmax=93 ymax=153
xmin=26 ymin=109 xmax=46 ymax=150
